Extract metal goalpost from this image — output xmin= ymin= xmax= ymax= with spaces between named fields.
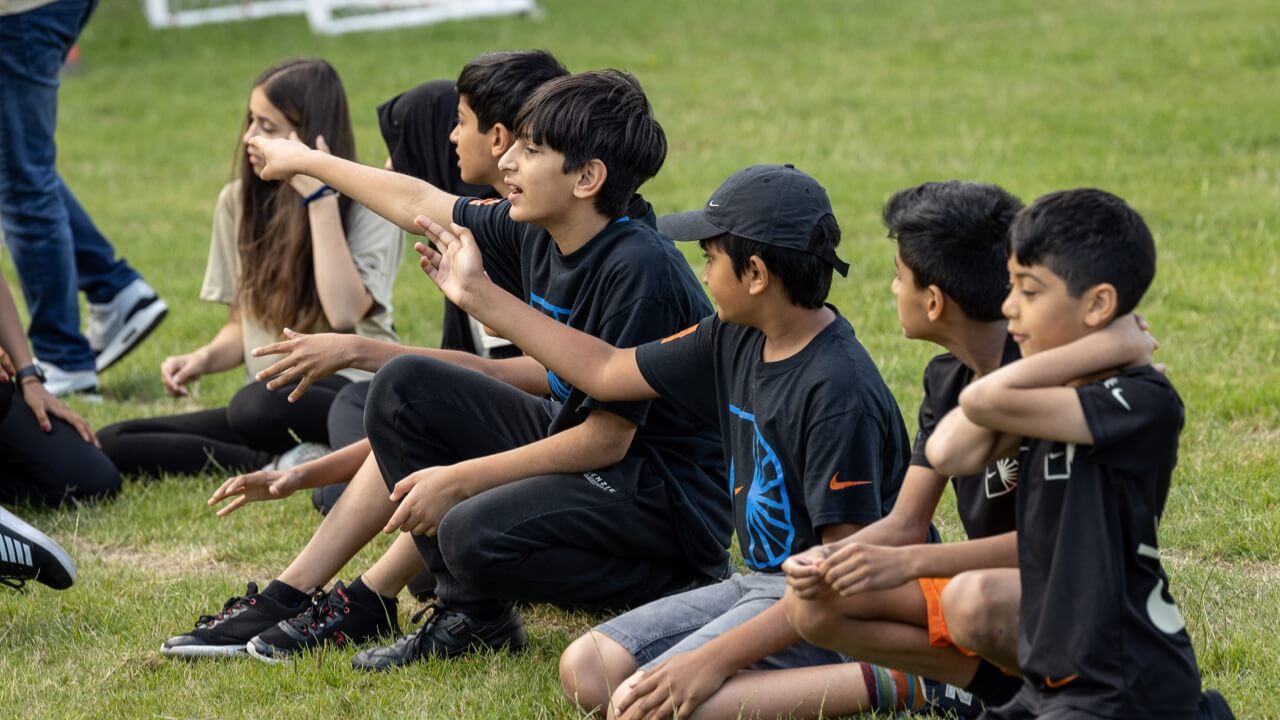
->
xmin=140 ymin=0 xmax=537 ymax=35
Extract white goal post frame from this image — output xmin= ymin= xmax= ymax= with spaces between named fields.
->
xmin=141 ymin=0 xmax=538 ymax=35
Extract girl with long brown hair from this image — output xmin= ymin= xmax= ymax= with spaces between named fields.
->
xmin=99 ymin=58 xmax=401 ymax=477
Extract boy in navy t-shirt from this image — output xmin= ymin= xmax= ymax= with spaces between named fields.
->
xmin=925 ymin=189 xmax=1233 ymax=719
xmin=417 ymin=165 xmax=924 ymax=718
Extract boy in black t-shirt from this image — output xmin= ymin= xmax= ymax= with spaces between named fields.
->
xmin=246 ymin=70 xmax=732 ymax=671
xmin=780 ymin=181 xmax=1027 ymax=716
xmin=416 ymin=165 xmax=922 ymax=718
xmin=925 ymin=189 xmax=1233 ymax=719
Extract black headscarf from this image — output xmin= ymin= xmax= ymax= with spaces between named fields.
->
xmin=376 ymin=79 xmax=498 ymax=199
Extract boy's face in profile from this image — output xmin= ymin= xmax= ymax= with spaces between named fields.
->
xmin=497 ymin=137 xmax=578 ymax=225
xmin=450 ymin=96 xmax=499 ymax=187
xmin=891 ymin=250 xmax=932 ymax=340
xmin=700 ymin=244 xmax=751 ymax=323
xmin=1003 ymin=256 xmax=1094 ymax=356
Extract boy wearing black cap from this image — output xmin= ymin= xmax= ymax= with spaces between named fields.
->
xmin=417 ymin=164 xmax=919 ymax=718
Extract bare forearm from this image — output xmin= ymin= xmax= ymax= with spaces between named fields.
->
xmin=904 ymin=531 xmax=1019 ymax=578
xmin=307 ymin=195 xmax=373 ymax=330
xmin=344 ymin=335 xmax=548 ymax=395
xmin=297 ymin=152 xmax=456 ymax=233
xmin=460 ymin=280 xmax=653 ymax=401
xmin=293 ymin=439 xmax=371 ymax=489
xmin=198 ymin=321 xmax=248 ymax=374
xmin=926 ymin=407 xmax=1006 ymax=477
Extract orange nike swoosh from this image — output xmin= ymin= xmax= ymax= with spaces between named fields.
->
xmin=829 ymin=473 xmax=872 ymax=491
xmin=1044 ymin=674 xmax=1079 ymax=689
xmin=734 ymin=486 xmax=744 ymax=496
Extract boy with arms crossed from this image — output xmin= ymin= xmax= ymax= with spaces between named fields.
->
xmin=926 ymin=189 xmax=1233 ymax=719
xmin=782 ymin=181 xmax=1027 ymax=716
xmin=243 ymin=70 xmax=732 ymax=670
xmin=418 ymin=164 xmax=922 ymax=719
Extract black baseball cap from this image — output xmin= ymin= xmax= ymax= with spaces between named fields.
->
xmin=659 ymin=163 xmax=849 ymax=276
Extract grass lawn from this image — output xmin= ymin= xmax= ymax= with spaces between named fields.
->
xmin=2 ymin=0 xmax=1277 ymax=717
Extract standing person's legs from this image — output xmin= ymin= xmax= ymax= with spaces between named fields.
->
xmin=0 ymin=0 xmax=100 ymax=374
xmin=64 ymin=182 xmax=137 ymax=304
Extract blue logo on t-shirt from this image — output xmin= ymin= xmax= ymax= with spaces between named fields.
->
xmin=530 ymin=293 xmax=574 ymax=401
xmin=728 ymin=404 xmax=795 ymax=569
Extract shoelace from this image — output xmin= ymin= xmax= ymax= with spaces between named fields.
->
xmin=284 ymin=586 xmax=349 ymax=636
xmin=195 ymin=581 xmax=260 ymax=629
xmin=406 ymin=602 xmax=450 ymax=651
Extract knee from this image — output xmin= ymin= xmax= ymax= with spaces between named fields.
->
xmin=941 ymin=571 xmax=1015 ymax=651
xmin=436 ymin=498 xmax=504 ymax=594
xmin=782 ymin=587 xmax=845 ymax=648
xmin=560 ymin=631 xmax=635 ymax=717
xmin=326 ymin=381 xmax=369 ymax=448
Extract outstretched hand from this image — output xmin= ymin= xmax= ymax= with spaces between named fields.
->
xmin=285 ymin=132 xmax=330 ymax=197
xmin=246 ymin=135 xmax=312 ymax=183
xmin=207 ymin=468 xmax=303 ymax=516
xmin=251 ymin=329 xmax=356 ymax=402
xmin=413 ymin=218 xmax=488 ymax=309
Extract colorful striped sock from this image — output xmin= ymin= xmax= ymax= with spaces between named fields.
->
xmin=861 ymin=662 xmax=925 ymax=712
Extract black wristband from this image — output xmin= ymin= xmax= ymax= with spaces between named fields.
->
xmin=303 ymin=184 xmax=338 ymax=206
xmin=15 ymin=364 xmax=45 ymax=385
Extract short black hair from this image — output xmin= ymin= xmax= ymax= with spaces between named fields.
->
xmin=884 ymin=181 xmax=1024 ymax=322
xmin=514 ymin=70 xmax=667 ymax=218
xmin=698 ymin=214 xmax=841 ymax=309
xmin=1009 ymin=188 xmax=1155 ymax=316
xmin=456 ymin=50 xmax=569 ymax=132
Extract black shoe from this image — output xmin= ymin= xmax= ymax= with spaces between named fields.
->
xmin=161 ymin=582 xmax=301 ymax=658
xmin=350 ymin=603 xmax=526 ymax=671
xmin=0 ymin=507 xmax=76 ymax=591
xmin=1199 ymin=689 xmax=1236 ymax=720
xmin=918 ymin=679 xmax=984 ymax=718
xmin=246 ymin=580 xmax=399 ymax=664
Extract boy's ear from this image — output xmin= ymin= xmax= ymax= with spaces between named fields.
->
xmin=925 ymin=284 xmax=946 ymax=322
xmin=572 ymin=159 xmax=608 ymax=201
xmin=489 ymin=123 xmax=513 ymax=157
xmin=1082 ymin=282 xmax=1119 ymax=328
xmin=746 ymin=255 xmax=770 ymax=296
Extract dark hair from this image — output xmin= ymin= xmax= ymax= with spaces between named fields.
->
xmin=698 ymin=215 xmax=841 ymax=309
xmin=1009 ymin=188 xmax=1155 ymax=316
xmin=235 ymin=58 xmax=356 ymax=331
xmin=514 ymin=70 xmax=667 ymax=218
xmin=456 ymin=50 xmax=569 ymax=132
xmin=884 ymin=181 xmax=1023 ymax=322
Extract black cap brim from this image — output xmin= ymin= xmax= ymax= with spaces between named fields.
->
xmin=657 ymin=210 xmax=726 ymax=242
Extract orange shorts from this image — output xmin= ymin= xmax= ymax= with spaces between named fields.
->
xmin=917 ymin=577 xmax=978 ymax=657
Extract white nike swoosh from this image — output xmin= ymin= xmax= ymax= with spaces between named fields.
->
xmin=1111 ymin=387 xmax=1131 ymax=410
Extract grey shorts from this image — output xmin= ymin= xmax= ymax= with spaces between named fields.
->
xmin=595 ymin=572 xmax=850 ymax=671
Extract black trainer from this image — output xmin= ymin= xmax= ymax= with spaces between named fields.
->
xmin=1200 ymin=689 xmax=1236 ymax=719
xmin=161 ymin=582 xmax=302 ymax=658
xmin=350 ymin=602 xmax=526 ymax=671
xmin=0 ymin=507 xmax=76 ymax=591
xmin=918 ymin=679 xmax=984 ymax=719
xmin=246 ymin=580 xmax=399 ymax=664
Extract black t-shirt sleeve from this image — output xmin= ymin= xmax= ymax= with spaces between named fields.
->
xmin=910 ymin=370 xmax=938 ymax=469
xmin=805 ymin=411 xmax=890 ymax=529
xmin=1078 ymin=372 xmax=1183 ymax=474
xmin=634 ymin=315 xmax=719 ymax=427
xmin=452 ymin=197 xmax=525 ymax=298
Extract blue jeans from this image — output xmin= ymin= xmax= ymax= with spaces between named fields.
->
xmin=0 ymin=0 xmax=139 ymax=371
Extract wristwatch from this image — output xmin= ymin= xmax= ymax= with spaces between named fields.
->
xmin=15 ymin=364 xmax=45 ymax=385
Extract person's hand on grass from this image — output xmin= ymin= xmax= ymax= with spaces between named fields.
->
xmin=614 ymin=649 xmax=734 ymax=720
xmin=414 ymin=219 xmax=488 ymax=310
xmin=383 ymin=465 xmax=467 ymax=537
xmin=161 ymin=351 xmax=205 ymax=397
xmin=19 ymin=378 xmax=98 ymax=445
xmin=208 ymin=468 xmax=303 ymax=516
xmin=252 ymin=329 xmax=356 ymax=402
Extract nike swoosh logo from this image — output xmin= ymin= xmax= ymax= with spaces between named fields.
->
xmin=829 ymin=473 xmax=872 ymax=491
xmin=1048 ymin=452 xmax=1064 ymax=460
xmin=734 ymin=486 xmax=744 ymax=496
xmin=708 ymin=201 xmax=720 ymax=207
xmin=1044 ymin=674 xmax=1078 ymax=689
xmin=1111 ymin=387 xmax=1131 ymax=410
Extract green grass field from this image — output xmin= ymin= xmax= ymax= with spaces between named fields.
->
xmin=2 ymin=0 xmax=1278 ymax=717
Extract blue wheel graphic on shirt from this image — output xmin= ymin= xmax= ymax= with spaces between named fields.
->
xmin=529 ymin=293 xmax=574 ymax=401
xmin=728 ymin=404 xmax=795 ymax=569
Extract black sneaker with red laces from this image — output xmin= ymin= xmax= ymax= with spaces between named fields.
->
xmin=161 ymin=582 xmax=302 ymax=658
xmin=246 ymin=580 xmax=399 ymax=664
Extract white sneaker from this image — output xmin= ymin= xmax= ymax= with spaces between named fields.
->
xmin=261 ymin=442 xmax=332 ymax=472
xmin=87 ymin=278 xmax=168 ymax=373
xmin=35 ymin=359 xmax=100 ymax=398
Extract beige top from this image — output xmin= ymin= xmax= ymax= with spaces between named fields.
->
xmin=200 ymin=181 xmax=402 ymax=382
xmin=0 ymin=0 xmax=58 ymax=16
